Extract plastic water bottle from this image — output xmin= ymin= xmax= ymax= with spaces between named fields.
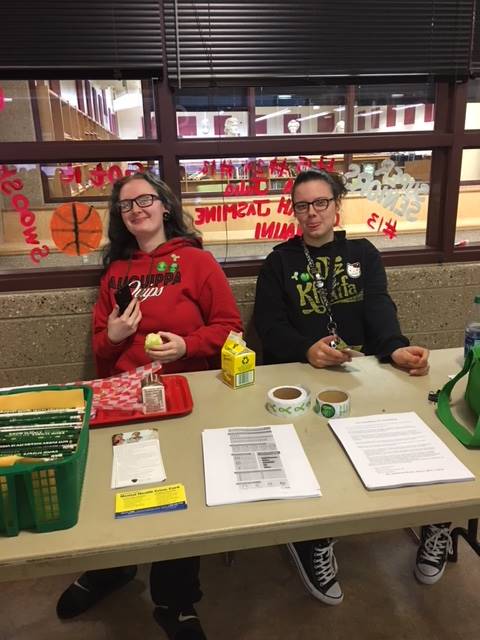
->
xmin=464 ymin=295 xmax=480 ymax=358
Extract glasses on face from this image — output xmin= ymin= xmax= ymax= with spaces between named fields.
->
xmin=292 ymin=197 xmax=335 ymax=215
xmin=118 ymin=194 xmax=161 ymax=214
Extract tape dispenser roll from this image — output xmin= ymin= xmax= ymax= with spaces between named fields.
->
xmin=266 ymin=385 xmax=311 ymax=418
xmin=313 ymin=388 xmax=350 ymax=419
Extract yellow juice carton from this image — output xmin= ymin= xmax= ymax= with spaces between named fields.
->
xmin=221 ymin=331 xmax=256 ymax=389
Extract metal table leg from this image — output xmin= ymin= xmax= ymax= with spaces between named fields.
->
xmin=449 ymin=518 xmax=480 ymax=562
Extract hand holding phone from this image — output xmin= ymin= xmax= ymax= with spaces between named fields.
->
xmin=114 ymin=285 xmax=133 ymax=315
xmin=108 ymin=287 xmax=141 ymax=344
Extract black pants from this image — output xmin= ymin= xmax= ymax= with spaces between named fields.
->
xmin=84 ymin=556 xmax=202 ymax=608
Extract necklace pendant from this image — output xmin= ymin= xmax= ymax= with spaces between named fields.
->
xmin=314 ymin=274 xmax=324 ymax=288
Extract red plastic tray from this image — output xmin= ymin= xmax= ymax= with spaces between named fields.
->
xmin=89 ymin=375 xmax=193 ymax=428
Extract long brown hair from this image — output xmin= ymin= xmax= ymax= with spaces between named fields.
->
xmin=103 ymin=171 xmax=199 ymax=267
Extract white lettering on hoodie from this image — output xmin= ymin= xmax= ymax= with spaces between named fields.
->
xmin=130 ymin=279 xmax=165 ymax=301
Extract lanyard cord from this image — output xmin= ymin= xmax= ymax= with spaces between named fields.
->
xmin=302 ymin=239 xmax=339 ymax=341
xmin=122 ymin=252 xmax=155 ymax=288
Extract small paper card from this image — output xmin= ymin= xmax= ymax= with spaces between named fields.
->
xmin=111 ymin=428 xmax=166 ymax=489
xmin=334 ymin=336 xmax=364 ymax=356
xmin=115 ymin=483 xmax=187 ymax=519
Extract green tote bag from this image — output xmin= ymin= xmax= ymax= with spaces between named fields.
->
xmin=437 ymin=345 xmax=480 ymax=448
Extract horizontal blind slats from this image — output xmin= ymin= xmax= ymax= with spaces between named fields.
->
xmin=164 ymin=0 xmax=475 ymax=84
xmin=0 ymin=1 xmax=163 ymax=79
xmin=472 ymin=1 xmax=480 ymax=74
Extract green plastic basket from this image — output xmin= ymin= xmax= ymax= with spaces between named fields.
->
xmin=0 ymin=385 xmax=91 ymax=537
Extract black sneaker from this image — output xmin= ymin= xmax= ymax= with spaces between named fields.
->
xmin=415 ymin=523 xmax=452 ymax=585
xmin=56 ymin=566 xmax=137 ymax=619
xmin=287 ymin=539 xmax=343 ymax=605
xmin=153 ymin=604 xmax=207 ymax=640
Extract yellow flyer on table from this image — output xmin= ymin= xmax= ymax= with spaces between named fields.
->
xmin=115 ymin=483 xmax=187 ymax=519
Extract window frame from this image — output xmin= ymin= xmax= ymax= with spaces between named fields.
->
xmin=1 ymin=79 xmax=480 ymax=292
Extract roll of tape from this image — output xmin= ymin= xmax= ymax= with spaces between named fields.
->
xmin=266 ymin=385 xmax=311 ymax=418
xmin=313 ymin=388 xmax=350 ymax=419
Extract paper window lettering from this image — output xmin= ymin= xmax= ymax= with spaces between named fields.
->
xmin=220 ymin=160 xmax=235 ymax=180
xmin=60 ymin=165 xmax=83 ymax=184
xmin=316 ymin=156 xmax=335 ymax=171
xmin=382 ymin=218 xmax=398 ymax=239
xmin=59 ymin=162 xmax=145 ymax=189
xmin=269 ymin=157 xmax=289 ymax=177
xmin=201 ymin=160 xmax=216 ymax=177
xmin=366 ymin=213 xmax=397 ymax=239
xmin=295 ymin=156 xmax=313 ymax=173
xmin=367 ymin=212 xmax=383 ymax=230
xmin=345 ymin=159 xmax=429 ymax=222
xmin=0 ymin=165 xmax=50 ymax=264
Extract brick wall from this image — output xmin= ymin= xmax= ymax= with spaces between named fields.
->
xmin=1 ymin=262 xmax=479 ymax=387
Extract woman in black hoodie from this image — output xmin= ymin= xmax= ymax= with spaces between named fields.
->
xmin=255 ymin=169 xmax=451 ymax=606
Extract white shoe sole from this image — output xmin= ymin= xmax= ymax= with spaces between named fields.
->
xmin=286 ymin=543 xmax=344 ymax=605
xmin=414 ymin=563 xmax=446 ymax=585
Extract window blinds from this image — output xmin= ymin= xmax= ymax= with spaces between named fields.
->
xmin=471 ymin=1 xmax=480 ymax=76
xmin=0 ymin=1 xmax=163 ymax=79
xmin=164 ymin=1 xmax=475 ymax=86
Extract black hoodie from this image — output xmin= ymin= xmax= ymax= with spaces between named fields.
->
xmin=254 ymin=231 xmax=409 ymax=364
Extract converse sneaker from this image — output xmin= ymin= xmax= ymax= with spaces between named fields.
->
xmin=56 ymin=566 xmax=137 ymax=619
xmin=415 ymin=523 xmax=452 ymax=585
xmin=287 ymin=539 xmax=343 ymax=605
xmin=153 ymin=604 xmax=207 ymax=640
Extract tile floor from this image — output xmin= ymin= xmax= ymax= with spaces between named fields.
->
xmin=1 ymin=529 xmax=479 ymax=640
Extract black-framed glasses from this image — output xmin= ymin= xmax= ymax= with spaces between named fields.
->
xmin=118 ymin=194 xmax=161 ymax=214
xmin=292 ymin=197 xmax=335 ymax=215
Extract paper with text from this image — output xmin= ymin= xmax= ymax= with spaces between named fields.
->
xmin=202 ymin=424 xmax=321 ymax=506
xmin=329 ymin=412 xmax=474 ymax=490
xmin=111 ymin=428 xmax=166 ymax=489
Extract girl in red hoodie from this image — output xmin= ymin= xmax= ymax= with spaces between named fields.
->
xmin=56 ymin=172 xmax=242 ymax=640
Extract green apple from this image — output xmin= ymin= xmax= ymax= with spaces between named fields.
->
xmin=145 ymin=333 xmax=163 ymax=350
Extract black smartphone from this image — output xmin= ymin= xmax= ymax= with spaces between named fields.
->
xmin=114 ymin=285 xmax=133 ymax=315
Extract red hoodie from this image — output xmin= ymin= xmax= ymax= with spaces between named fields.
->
xmin=93 ymin=237 xmax=243 ymax=377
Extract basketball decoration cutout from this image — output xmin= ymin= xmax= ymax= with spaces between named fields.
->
xmin=50 ymin=202 xmax=103 ymax=256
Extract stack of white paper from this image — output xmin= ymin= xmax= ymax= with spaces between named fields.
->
xmin=328 ymin=411 xmax=475 ymax=490
xmin=202 ymin=423 xmax=321 ymax=506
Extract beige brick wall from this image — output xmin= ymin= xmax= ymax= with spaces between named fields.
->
xmin=1 ymin=261 xmax=479 ymax=387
